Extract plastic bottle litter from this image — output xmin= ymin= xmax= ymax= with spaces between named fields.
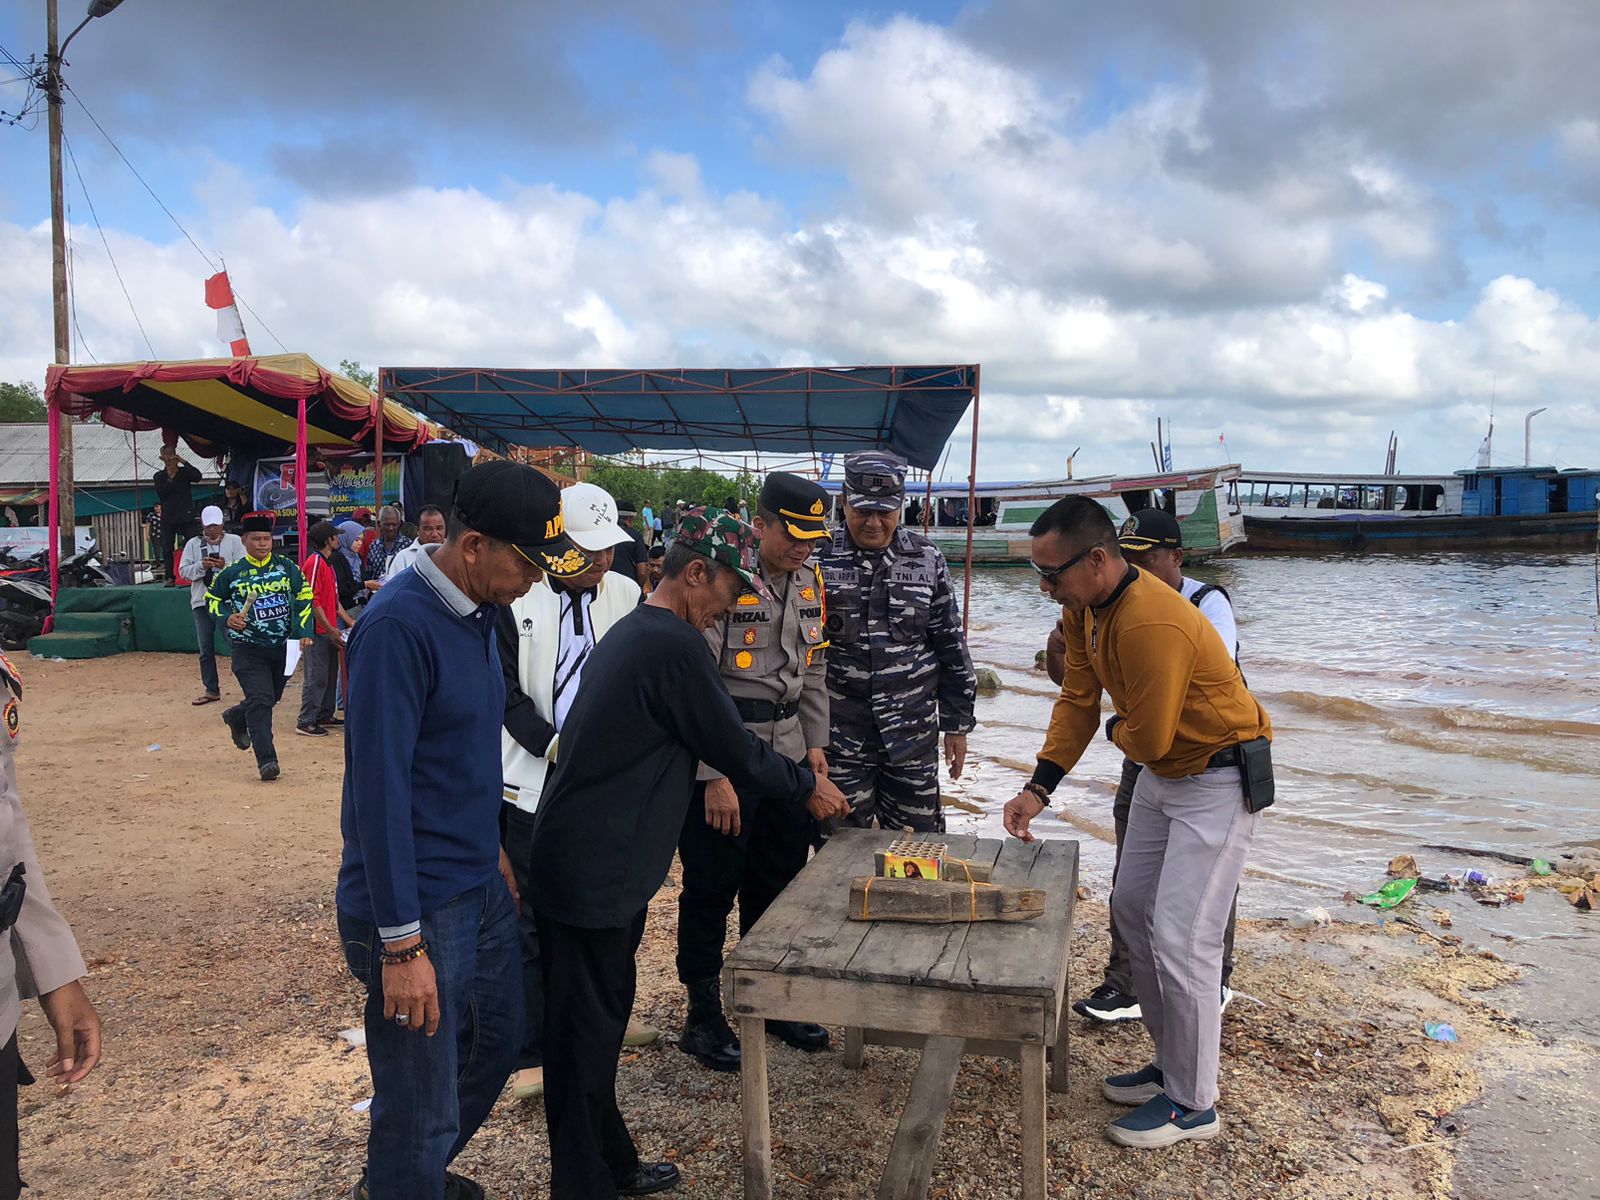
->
xmin=1423 ymin=1021 xmax=1459 ymax=1043
xmin=1289 ymin=906 xmax=1332 ymax=929
xmin=1360 ymin=878 xmax=1417 ymax=909
xmin=1416 ymin=875 xmax=1455 ymax=892
xmin=1464 ymin=870 xmax=1493 ymax=887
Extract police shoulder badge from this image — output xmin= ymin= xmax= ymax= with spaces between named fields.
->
xmin=3 ymin=698 xmax=17 ymax=742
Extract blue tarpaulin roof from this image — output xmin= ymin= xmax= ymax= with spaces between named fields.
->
xmin=380 ymin=365 xmax=978 ymax=471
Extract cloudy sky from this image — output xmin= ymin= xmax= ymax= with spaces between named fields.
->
xmin=2 ymin=0 xmax=1598 ymax=479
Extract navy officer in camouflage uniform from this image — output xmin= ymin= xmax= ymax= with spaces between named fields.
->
xmin=817 ymin=451 xmax=977 ymax=832
xmin=676 ymin=471 xmax=835 ymax=1071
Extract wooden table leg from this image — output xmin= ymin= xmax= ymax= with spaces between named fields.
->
xmin=876 ymin=1036 xmax=964 ymax=1200
xmin=741 ymin=1017 xmax=772 ymax=1199
xmin=1020 ymin=1041 xmax=1047 ymax=1200
xmin=1048 ymin=1006 xmax=1070 ymax=1094
xmin=844 ymin=1025 xmax=865 ymax=1069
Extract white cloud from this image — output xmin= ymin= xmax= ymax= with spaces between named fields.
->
xmin=3 ymin=13 xmax=1598 ymax=482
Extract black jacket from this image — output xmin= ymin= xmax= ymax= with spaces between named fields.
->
xmin=525 ymin=603 xmax=813 ymax=928
xmin=152 ymin=463 xmax=203 ymax=525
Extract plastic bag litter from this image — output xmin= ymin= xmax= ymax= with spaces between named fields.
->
xmin=1289 ymin=906 xmax=1331 ymax=929
xmin=1423 ymin=1021 xmax=1458 ymax=1043
xmin=1360 ymin=878 xmax=1416 ymax=909
xmin=338 ymin=1027 xmax=366 ymax=1048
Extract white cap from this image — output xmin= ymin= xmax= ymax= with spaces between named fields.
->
xmin=560 ymin=482 xmax=634 ymax=552
xmin=201 ymin=505 xmax=225 ymax=527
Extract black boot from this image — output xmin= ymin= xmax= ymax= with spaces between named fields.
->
xmin=769 ymin=1020 xmax=830 ymax=1052
xmin=678 ymin=978 xmax=740 ymax=1072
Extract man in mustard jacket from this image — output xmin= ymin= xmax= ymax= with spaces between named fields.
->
xmin=1003 ymin=497 xmax=1272 ymax=1150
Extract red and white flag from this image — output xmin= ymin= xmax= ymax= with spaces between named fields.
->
xmin=204 ymin=270 xmax=252 ymax=356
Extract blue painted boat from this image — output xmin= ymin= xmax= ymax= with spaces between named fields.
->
xmin=1239 ymin=466 xmax=1600 ymax=552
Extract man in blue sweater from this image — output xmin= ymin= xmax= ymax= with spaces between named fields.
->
xmin=337 ymin=460 xmax=590 ymax=1200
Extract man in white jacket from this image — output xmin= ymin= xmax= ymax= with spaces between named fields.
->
xmin=495 ymin=482 xmax=642 ymax=1101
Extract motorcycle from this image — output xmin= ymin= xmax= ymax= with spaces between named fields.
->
xmin=0 ymin=576 xmax=52 ymax=651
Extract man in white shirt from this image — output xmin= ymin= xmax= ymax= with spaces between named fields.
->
xmin=379 ymin=505 xmax=446 ymax=583
xmin=1046 ymin=508 xmax=1245 ymax=1025
xmin=494 ymin=483 xmax=643 ymax=1101
xmin=178 ymin=506 xmax=246 ymax=706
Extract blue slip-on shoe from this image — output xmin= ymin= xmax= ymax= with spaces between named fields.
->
xmin=1101 ymin=1063 xmax=1165 ymax=1105
xmin=1106 ymin=1093 xmax=1220 ymax=1148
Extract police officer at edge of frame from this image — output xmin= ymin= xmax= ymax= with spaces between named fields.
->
xmin=816 ymin=451 xmax=977 ymax=835
xmin=676 ymin=472 xmax=836 ymax=1073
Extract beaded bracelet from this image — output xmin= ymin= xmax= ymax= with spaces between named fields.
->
xmin=1022 ymin=782 xmax=1051 ymax=807
xmin=379 ymin=939 xmax=429 ymax=966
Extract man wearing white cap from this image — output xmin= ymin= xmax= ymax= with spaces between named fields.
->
xmin=495 ymin=482 xmax=644 ymax=1101
xmin=178 ymin=506 xmax=245 ymax=705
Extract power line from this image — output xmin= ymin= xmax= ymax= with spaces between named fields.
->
xmin=62 ymin=159 xmax=97 ymax=364
xmin=64 ymin=130 xmax=155 ymax=357
xmin=63 ymin=80 xmax=289 ymax=353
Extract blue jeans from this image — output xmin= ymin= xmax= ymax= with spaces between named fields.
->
xmin=338 ymin=882 xmax=523 ymax=1199
xmin=192 ymin=605 xmax=220 ymax=695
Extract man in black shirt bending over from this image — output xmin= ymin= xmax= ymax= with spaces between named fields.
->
xmin=526 ymin=509 xmax=849 ymax=1199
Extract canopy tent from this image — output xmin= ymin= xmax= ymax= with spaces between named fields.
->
xmin=385 ymin=363 xmax=984 ymax=622
xmin=382 ymin=365 xmax=977 ymax=472
xmin=46 ymin=353 xmax=434 ymax=457
xmin=42 ymin=353 xmax=437 ymax=614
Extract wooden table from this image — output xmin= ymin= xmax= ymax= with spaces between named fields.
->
xmin=724 ymin=828 xmax=1079 ymax=1200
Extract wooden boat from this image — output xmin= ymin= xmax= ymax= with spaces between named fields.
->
xmin=824 ymin=464 xmax=1244 ymax=565
xmin=1238 ymin=466 xmax=1600 ymax=552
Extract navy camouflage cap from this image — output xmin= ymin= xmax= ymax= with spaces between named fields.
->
xmin=843 ymin=450 xmax=908 ymax=512
xmin=674 ymin=507 xmax=769 ymax=597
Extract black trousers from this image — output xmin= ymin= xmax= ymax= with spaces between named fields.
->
xmin=1 ymin=1034 xmax=29 ymax=1200
xmin=676 ymin=779 xmax=811 ymax=984
xmin=157 ymin=516 xmax=199 ymax=581
xmin=499 ymin=803 xmax=544 ymax=1070
xmin=536 ymin=909 xmax=647 ymax=1200
xmin=1105 ymin=757 xmax=1239 ymax=993
xmin=225 ymin=641 xmax=288 ymax=767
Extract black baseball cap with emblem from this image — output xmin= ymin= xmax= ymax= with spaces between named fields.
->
xmin=451 ymin=460 xmax=591 ymax=579
xmin=1117 ymin=507 xmax=1183 ymax=552
xmin=758 ymin=471 xmax=830 ymax=541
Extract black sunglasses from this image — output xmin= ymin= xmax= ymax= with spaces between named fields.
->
xmin=1030 ymin=540 xmax=1103 ymax=584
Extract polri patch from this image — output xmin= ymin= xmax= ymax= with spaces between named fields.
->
xmin=3 ymin=698 xmax=17 ymax=741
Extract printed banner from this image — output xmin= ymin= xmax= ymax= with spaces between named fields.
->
xmin=251 ymin=454 xmax=405 ymax=528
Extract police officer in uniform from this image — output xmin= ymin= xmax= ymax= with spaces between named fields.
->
xmin=1 ymin=651 xmax=102 ymax=1199
xmin=817 ymin=451 xmax=977 ymax=833
xmin=676 ymin=472 xmax=835 ymax=1071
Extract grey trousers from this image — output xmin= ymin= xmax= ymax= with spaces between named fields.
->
xmin=298 ymin=631 xmax=339 ymax=728
xmin=1110 ymin=765 xmax=1256 ymax=1111
xmin=1106 ymin=757 xmax=1238 ymax=993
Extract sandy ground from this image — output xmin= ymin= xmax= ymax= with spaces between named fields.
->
xmin=7 ymin=653 xmax=1564 ymax=1199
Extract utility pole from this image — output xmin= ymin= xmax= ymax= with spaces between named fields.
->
xmin=43 ymin=0 xmax=125 ymax=560
xmin=46 ymin=0 xmax=75 ymax=560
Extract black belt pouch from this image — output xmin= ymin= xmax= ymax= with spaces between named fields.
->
xmin=1237 ymin=737 xmax=1275 ymax=813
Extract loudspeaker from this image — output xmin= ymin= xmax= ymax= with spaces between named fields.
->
xmin=420 ymin=443 xmax=471 ymax=511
